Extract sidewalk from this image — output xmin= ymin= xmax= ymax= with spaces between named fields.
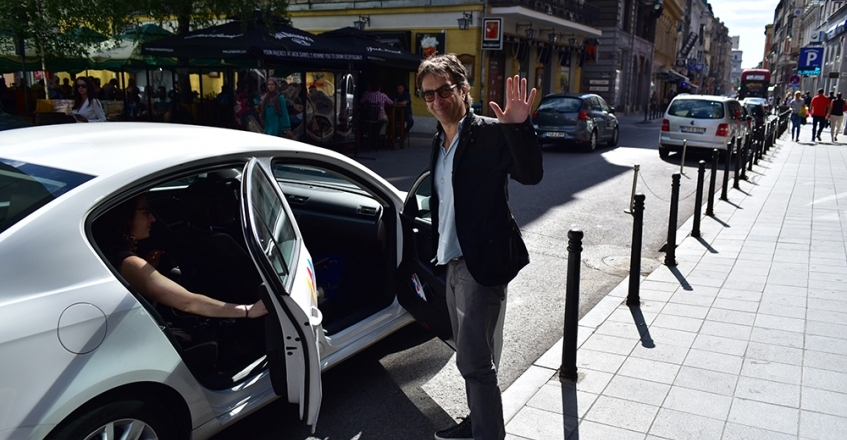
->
xmin=501 ymin=122 xmax=847 ymax=439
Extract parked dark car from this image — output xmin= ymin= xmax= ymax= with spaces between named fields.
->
xmin=742 ymin=99 xmax=766 ymax=128
xmin=532 ymin=93 xmax=619 ymax=152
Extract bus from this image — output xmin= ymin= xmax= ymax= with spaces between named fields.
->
xmin=739 ymin=69 xmax=770 ymax=100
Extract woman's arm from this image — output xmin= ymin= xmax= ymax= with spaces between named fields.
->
xmin=120 ymin=256 xmax=267 ymax=318
xmin=88 ymin=99 xmax=108 ymax=122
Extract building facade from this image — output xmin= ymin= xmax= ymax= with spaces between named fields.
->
xmin=288 ymin=0 xmax=602 ymax=132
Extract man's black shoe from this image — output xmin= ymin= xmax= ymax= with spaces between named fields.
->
xmin=434 ymin=417 xmax=472 ymax=440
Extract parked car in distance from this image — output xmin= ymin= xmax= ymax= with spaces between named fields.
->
xmin=659 ymin=95 xmax=747 ymax=159
xmin=742 ymin=96 xmax=770 ymax=114
xmin=742 ymin=99 xmax=766 ymax=128
xmin=0 ymin=123 xmax=454 ymax=440
xmin=532 ymin=93 xmax=619 ymax=152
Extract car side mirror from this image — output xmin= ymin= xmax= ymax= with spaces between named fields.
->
xmin=608 ymin=107 xmax=616 ymax=114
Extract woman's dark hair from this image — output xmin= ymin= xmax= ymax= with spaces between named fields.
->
xmin=93 ymin=195 xmax=143 ymax=255
xmin=73 ymin=76 xmax=96 ymax=110
xmin=415 ymin=53 xmax=472 ymax=109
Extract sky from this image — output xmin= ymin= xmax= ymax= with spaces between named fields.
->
xmin=708 ymin=0 xmax=780 ymax=69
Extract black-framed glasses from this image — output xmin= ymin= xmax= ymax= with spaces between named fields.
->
xmin=419 ymin=84 xmax=458 ymax=102
xmin=76 ymin=84 xmax=87 ymax=89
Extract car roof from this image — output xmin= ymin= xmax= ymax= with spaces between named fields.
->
xmin=0 ymin=123 xmax=325 ymax=177
xmin=672 ymin=94 xmax=735 ymax=102
xmin=541 ymin=93 xmax=601 ymax=100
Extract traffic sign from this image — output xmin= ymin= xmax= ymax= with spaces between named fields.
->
xmin=789 ymin=74 xmax=801 ymax=85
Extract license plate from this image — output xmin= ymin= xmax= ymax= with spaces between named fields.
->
xmin=680 ymin=126 xmax=706 ymax=134
xmin=545 ymin=132 xmax=565 ymax=138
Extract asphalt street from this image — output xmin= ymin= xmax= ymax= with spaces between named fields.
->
xmin=212 ymin=114 xmax=728 ymax=439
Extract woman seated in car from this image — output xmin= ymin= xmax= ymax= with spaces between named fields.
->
xmin=96 ymin=194 xmax=267 ymax=320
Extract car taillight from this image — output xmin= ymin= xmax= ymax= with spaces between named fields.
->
xmin=716 ymin=123 xmax=730 ymax=136
xmin=532 ymin=110 xmax=538 ymax=119
xmin=662 ymin=119 xmax=669 ymax=131
xmin=577 ymin=111 xmax=589 ymax=120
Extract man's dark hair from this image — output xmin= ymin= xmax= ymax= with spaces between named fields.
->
xmin=416 ymin=53 xmax=472 ymax=109
xmin=818 ymin=88 xmax=825 ymax=94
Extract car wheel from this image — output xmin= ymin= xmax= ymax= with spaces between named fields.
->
xmin=47 ymin=399 xmax=177 ymax=440
xmin=583 ymin=130 xmax=598 ymax=152
xmin=606 ymin=126 xmax=619 ymax=147
xmin=659 ymin=146 xmax=670 ymax=159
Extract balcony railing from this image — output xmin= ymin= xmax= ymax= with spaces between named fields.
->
xmin=488 ymin=0 xmax=601 ymax=28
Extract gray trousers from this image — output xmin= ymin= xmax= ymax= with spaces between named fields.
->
xmin=446 ymin=258 xmax=507 ymax=440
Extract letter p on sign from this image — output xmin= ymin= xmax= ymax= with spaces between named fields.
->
xmin=805 ymin=50 xmax=818 ymax=65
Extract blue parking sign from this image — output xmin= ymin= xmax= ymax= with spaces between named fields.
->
xmin=799 ymin=47 xmax=824 ymax=69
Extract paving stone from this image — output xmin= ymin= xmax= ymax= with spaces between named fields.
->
xmin=574 ymin=420 xmax=646 ymax=440
xmin=506 ymin=405 xmax=567 ymax=440
xmin=662 ymin=385 xmax=733 ymax=420
xmin=683 ymin=348 xmax=743 ymax=375
xmin=754 ymin=313 xmax=806 ymax=333
xmin=576 ymin=349 xmax=626 ymax=374
xmin=799 ymin=410 xmax=847 ymax=440
xmin=572 ymin=368 xmax=614 ymax=395
xmin=806 ymin=308 xmax=847 ymax=326
xmin=800 ymin=387 xmax=847 ymax=417
xmin=727 ymin=398 xmax=799 ymax=435
xmin=583 ymin=396 xmax=659 ymax=433
xmin=673 ymin=365 xmax=738 ymax=396
xmin=749 ymin=327 xmax=804 ymax=349
xmin=805 ymin=334 xmax=847 ymax=356
xmin=735 ymin=376 xmax=801 ymax=407
xmin=805 ymin=321 xmax=847 ymax=340
xmin=804 ymin=350 xmax=847 ymax=372
xmin=618 ymin=356 xmax=681 ymax=385
xmin=740 ymin=358 xmax=802 ymax=385
xmin=692 ymin=334 xmax=749 ymax=356
xmin=706 ymin=308 xmax=757 ymax=326
xmin=711 ymin=297 xmax=760 ymax=313
xmin=699 ymin=320 xmax=752 ymax=341
xmin=630 ymin=341 xmax=689 ymax=364
xmin=580 ymin=333 xmax=638 ymax=356
xmin=651 ymin=314 xmax=704 ymax=333
xmin=648 ymin=408 xmax=725 ymax=440
xmin=722 ymin=422 xmax=800 ymax=440
xmin=603 ymin=375 xmax=670 ymax=406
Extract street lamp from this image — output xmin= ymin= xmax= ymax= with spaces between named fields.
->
xmin=457 ymin=12 xmax=473 ymax=30
xmin=517 ymin=23 xmax=535 ymax=40
xmin=540 ymin=28 xmax=557 ymax=43
xmin=353 ymin=16 xmax=370 ymax=30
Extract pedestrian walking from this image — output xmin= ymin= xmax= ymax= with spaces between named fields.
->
xmin=416 ymin=53 xmax=543 ymax=440
xmin=258 ymin=77 xmax=292 ymax=138
xmin=789 ymin=91 xmax=804 ymax=142
xmin=810 ymin=89 xmax=830 ymax=142
xmin=830 ymin=92 xmax=845 ymax=142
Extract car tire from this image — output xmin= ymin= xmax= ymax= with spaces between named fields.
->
xmin=606 ymin=126 xmax=619 ymax=147
xmin=583 ymin=130 xmax=598 ymax=152
xmin=47 ymin=399 xmax=177 ymax=440
xmin=659 ymin=146 xmax=670 ymax=159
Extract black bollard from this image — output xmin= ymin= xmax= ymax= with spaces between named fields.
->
xmin=693 ymin=161 xmax=705 ymax=238
xmin=748 ymin=126 xmax=756 ymax=170
xmin=628 ymin=194 xmax=645 ymax=306
xmin=707 ymin=148 xmax=718 ymax=216
xmin=740 ymin=136 xmax=749 ymax=181
xmin=721 ymin=142 xmax=731 ymax=201
xmin=665 ymin=174 xmax=680 ymax=266
xmin=560 ymin=229 xmax=582 ymax=381
xmin=733 ymin=137 xmax=742 ymax=189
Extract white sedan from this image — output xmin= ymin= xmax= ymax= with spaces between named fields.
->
xmin=0 ymin=123 xmax=449 ymax=439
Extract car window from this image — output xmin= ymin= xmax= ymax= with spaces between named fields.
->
xmin=247 ymin=164 xmax=297 ymax=284
xmin=537 ymin=97 xmax=582 ymax=113
xmin=0 ymin=158 xmax=94 ymax=234
xmin=596 ymin=97 xmax=610 ymax=112
xmin=667 ymin=100 xmax=725 ymax=119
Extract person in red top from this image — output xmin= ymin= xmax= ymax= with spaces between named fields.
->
xmin=810 ymin=88 xmax=831 ymax=142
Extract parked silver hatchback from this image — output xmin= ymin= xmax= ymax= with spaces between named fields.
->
xmin=659 ymin=95 xmax=747 ymax=158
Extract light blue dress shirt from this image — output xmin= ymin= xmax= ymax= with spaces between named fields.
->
xmin=434 ymin=117 xmax=466 ymax=265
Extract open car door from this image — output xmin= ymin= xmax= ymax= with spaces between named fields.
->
xmin=396 ymin=171 xmax=452 ymax=341
xmin=240 ymin=158 xmax=322 ymax=430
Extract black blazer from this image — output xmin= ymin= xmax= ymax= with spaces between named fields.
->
xmin=429 ymin=112 xmax=543 ymax=286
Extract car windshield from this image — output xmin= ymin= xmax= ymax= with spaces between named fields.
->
xmin=537 ymin=97 xmax=582 ymax=113
xmin=746 ymin=105 xmax=764 ymax=117
xmin=668 ymin=100 xmax=725 ymax=119
xmin=0 ymin=158 xmax=94 ymax=234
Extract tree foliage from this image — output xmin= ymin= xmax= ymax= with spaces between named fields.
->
xmin=0 ymin=0 xmax=290 ymax=59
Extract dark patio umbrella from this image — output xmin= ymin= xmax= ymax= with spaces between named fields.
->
xmin=321 ymin=27 xmax=422 ymax=71
xmin=141 ymin=19 xmax=363 ymax=68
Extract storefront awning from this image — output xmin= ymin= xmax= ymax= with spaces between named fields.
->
xmin=490 ymin=6 xmax=602 ymax=37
